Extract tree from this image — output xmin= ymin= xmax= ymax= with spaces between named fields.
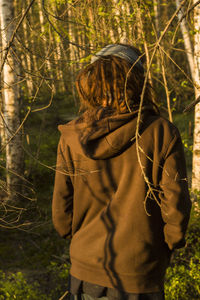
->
xmin=175 ymin=0 xmax=200 ymax=192
xmin=175 ymin=0 xmax=195 ymax=81
xmin=192 ymin=1 xmax=200 ymax=192
xmin=0 ymin=0 xmax=23 ymax=200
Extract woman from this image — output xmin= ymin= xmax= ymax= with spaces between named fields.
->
xmin=52 ymin=44 xmax=191 ymax=300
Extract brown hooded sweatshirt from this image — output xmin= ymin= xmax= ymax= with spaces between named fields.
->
xmin=52 ymin=108 xmax=191 ymax=293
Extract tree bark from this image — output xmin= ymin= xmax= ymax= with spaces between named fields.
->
xmin=136 ymin=2 xmax=157 ymax=105
xmin=0 ymin=0 xmax=23 ymax=199
xmin=192 ymin=1 xmax=200 ymax=192
xmin=113 ymin=0 xmax=127 ymax=43
xmin=0 ymin=14 xmax=4 ymax=145
xmin=68 ymin=4 xmax=78 ymax=104
xmin=38 ymin=0 xmax=58 ymax=92
xmin=21 ymin=1 xmax=34 ymax=96
xmin=175 ymin=0 xmax=195 ymax=80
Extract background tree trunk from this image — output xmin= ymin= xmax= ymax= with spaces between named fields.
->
xmin=0 ymin=0 xmax=23 ymax=200
xmin=192 ymin=1 xmax=200 ymax=192
xmin=68 ymin=4 xmax=77 ymax=104
xmin=175 ymin=0 xmax=195 ymax=80
xmin=21 ymin=1 xmax=34 ymax=96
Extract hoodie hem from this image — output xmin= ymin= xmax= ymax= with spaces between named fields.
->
xmin=70 ymin=259 xmax=165 ymax=293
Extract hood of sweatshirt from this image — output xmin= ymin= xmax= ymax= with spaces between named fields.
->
xmin=58 ymin=107 xmax=156 ymax=160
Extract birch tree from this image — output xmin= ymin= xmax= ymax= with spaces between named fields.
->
xmin=112 ymin=0 xmax=127 ymax=43
xmin=0 ymin=0 xmax=23 ymax=199
xmin=68 ymin=4 xmax=78 ymax=103
xmin=21 ymin=2 xmax=34 ymax=96
xmin=192 ymin=1 xmax=200 ymax=192
xmin=175 ymin=0 xmax=195 ymax=80
xmin=175 ymin=0 xmax=200 ymax=191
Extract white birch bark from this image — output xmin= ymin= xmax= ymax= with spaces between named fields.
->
xmin=28 ymin=4 xmax=38 ymax=84
xmin=153 ymin=0 xmax=161 ymax=74
xmin=0 ymin=15 xmax=4 ymax=145
xmin=112 ymin=0 xmax=127 ymax=43
xmin=136 ymin=3 xmax=157 ymax=105
xmin=22 ymin=3 xmax=34 ymax=95
xmin=0 ymin=0 xmax=23 ymax=198
xmin=68 ymin=5 xmax=77 ymax=104
xmin=38 ymin=0 xmax=57 ymax=92
xmin=192 ymin=2 xmax=200 ymax=192
xmin=56 ymin=43 xmax=66 ymax=92
xmin=153 ymin=0 xmax=159 ymax=37
xmin=175 ymin=0 xmax=195 ymax=81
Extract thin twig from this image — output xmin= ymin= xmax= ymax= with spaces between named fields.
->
xmin=178 ymin=0 xmax=200 ymax=23
xmin=183 ymin=96 xmax=200 ymax=112
xmin=135 ymin=0 xmax=188 ymax=211
xmin=0 ymin=108 xmax=31 ymax=153
xmin=0 ymin=0 xmax=36 ymax=75
xmin=160 ymin=51 xmax=173 ymax=122
xmin=59 ymin=290 xmax=69 ymax=300
xmin=172 ymin=0 xmax=200 ymax=44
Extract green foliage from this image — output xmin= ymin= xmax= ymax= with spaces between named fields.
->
xmin=165 ymin=200 xmax=200 ymax=299
xmin=0 ymin=260 xmax=70 ymax=300
xmin=98 ymin=6 xmax=109 ymax=17
xmin=0 ymin=223 xmax=70 ymax=298
xmin=23 ymin=92 xmax=78 ymax=201
xmin=173 ymin=112 xmax=194 ymax=172
xmin=55 ymin=0 xmax=67 ymax=6
xmin=47 ymin=261 xmax=70 ymax=299
xmin=165 ymin=259 xmax=200 ymax=299
xmin=0 ymin=271 xmax=49 ymax=300
xmin=181 ymin=80 xmax=189 ymax=88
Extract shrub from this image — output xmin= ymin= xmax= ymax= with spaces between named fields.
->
xmin=0 ymin=271 xmax=49 ymax=300
xmin=165 ymin=198 xmax=200 ymax=299
xmin=47 ymin=261 xmax=70 ymax=299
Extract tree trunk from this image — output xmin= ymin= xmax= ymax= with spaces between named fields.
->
xmin=192 ymin=1 xmax=200 ymax=192
xmin=114 ymin=1 xmax=127 ymax=43
xmin=21 ymin=1 xmax=34 ymax=96
xmin=136 ymin=3 xmax=157 ymax=105
xmin=0 ymin=14 xmax=4 ymax=145
xmin=153 ymin=0 xmax=160 ymax=37
xmin=0 ymin=0 xmax=23 ymax=200
xmin=68 ymin=5 xmax=78 ymax=105
xmin=38 ymin=0 xmax=57 ymax=92
xmin=175 ymin=0 xmax=195 ymax=80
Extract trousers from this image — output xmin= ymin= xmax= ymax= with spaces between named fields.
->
xmin=71 ymin=292 xmax=165 ymax=300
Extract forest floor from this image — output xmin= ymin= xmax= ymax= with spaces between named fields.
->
xmin=0 ymin=203 xmax=70 ymax=298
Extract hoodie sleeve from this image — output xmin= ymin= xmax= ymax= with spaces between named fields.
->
xmin=159 ymin=128 xmax=192 ymax=251
xmin=52 ymin=136 xmax=74 ymax=239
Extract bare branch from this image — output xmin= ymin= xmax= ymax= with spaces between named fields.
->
xmin=0 ymin=0 xmax=36 ymax=75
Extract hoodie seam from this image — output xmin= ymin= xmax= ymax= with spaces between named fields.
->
xmin=106 ymin=118 xmax=127 ymax=151
xmin=104 ymin=135 xmax=121 ymax=151
xmin=105 ymin=119 xmax=121 ymax=151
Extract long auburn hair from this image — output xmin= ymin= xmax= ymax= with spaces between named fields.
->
xmin=75 ymin=45 xmax=159 ymax=116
